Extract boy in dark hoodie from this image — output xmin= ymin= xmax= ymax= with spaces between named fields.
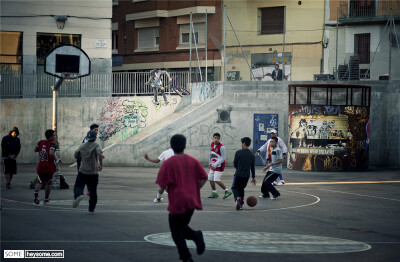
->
xmin=1 ymin=127 xmax=21 ymax=189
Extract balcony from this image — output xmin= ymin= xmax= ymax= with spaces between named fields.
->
xmin=338 ymin=0 xmax=400 ymax=25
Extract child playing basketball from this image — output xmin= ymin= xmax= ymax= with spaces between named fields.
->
xmin=34 ymin=129 xmax=59 ymax=205
xmin=156 ymin=134 xmax=208 ymax=262
xmin=208 ymin=133 xmax=232 ymax=199
xmin=231 ymin=137 xmax=256 ymax=210
xmin=144 ymin=148 xmax=174 ymax=202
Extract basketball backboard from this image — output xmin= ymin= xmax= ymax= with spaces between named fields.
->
xmin=45 ymin=44 xmax=90 ymax=79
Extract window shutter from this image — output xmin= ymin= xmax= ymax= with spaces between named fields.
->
xmin=261 ymin=7 xmax=284 ymax=35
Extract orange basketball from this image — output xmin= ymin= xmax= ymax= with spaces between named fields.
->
xmin=246 ymin=196 xmax=257 ymax=207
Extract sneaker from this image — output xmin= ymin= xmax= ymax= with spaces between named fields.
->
xmin=271 ymin=195 xmax=280 ymax=200
xmin=208 ymin=192 xmax=219 ymax=198
xmin=236 ymin=197 xmax=242 ymax=210
xmin=194 ymin=231 xmax=205 ymax=255
xmin=223 ymin=190 xmax=232 ymax=199
xmin=272 ymin=181 xmax=278 ymax=186
xmin=259 ymin=195 xmax=269 ymax=199
xmin=153 ymin=197 xmax=163 ymax=203
xmin=277 ymin=181 xmax=283 ymax=186
xmin=73 ymin=195 xmax=85 ymax=208
xmin=34 ymin=198 xmax=40 ymax=205
xmin=89 ymin=210 xmax=95 ymax=214
xmin=240 ymin=204 xmax=243 ymax=210
xmin=6 ymin=183 xmax=11 ymax=189
xmin=281 ymin=180 xmax=285 ymax=184
xmin=43 ymin=198 xmax=51 ymax=204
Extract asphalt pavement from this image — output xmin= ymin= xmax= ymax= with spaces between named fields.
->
xmin=1 ymin=164 xmax=400 ymax=262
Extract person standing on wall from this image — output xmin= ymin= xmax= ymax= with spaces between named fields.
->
xmin=207 ymin=133 xmax=232 ymax=199
xmin=271 ymin=64 xmax=283 ymax=81
xmin=144 ymin=148 xmax=175 ymax=203
xmin=1 ymin=127 xmax=21 ymax=189
xmin=156 ymin=134 xmax=208 ymax=262
xmin=256 ymin=129 xmax=287 ymax=185
xmin=146 ymin=69 xmax=172 ymax=105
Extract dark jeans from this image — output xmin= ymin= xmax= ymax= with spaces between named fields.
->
xmin=77 ymin=158 xmax=81 ymax=172
xmin=231 ymin=176 xmax=250 ymax=204
xmin=261 ymin=171 xmax=281 ymax=198
xmin=169 ymin=210 xmax=196 ymax=261
xmin=73 ymin=173 xmax=98 ymax=211
xmin=153 ymin=87 xmax=168 ymax=103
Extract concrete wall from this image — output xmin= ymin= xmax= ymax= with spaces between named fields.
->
xmin=1 ymin=81 xmax=399 ymax=169
xmin=0 ymin=95 xmax=183 ymax=164
xmin=104 ymin=80 xmax=400 ymax=169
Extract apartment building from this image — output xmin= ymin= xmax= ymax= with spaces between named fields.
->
xmin=224 ymin=0 xmax=325 ymax=81
xmin=323 ymin=0 xmax=400 ymax=80
xmin=112 ymin=0 xmax=222 ymax=81
xmin=0 ymin=0 xmax=112 ymax=97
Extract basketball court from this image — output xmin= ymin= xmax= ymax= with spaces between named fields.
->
xmin=1 ymin=165 xmax=399 ymax=261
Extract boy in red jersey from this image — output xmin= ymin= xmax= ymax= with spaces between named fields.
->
xmin=207 ymin=133 xmax=232 ymax=199
xmin=34 ymin=129 xmax=59 ymax=205
xmin=156 ymin=134 xmax=208 ymax=262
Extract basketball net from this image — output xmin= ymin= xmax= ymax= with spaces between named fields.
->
xmin=62 ymin=73 xmax=81 ymax=81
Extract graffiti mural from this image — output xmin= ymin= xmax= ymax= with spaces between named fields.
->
xmin=191 ymin=82 xmax=223 ymax=103
xmin=288 ymin=105 xmax=370 ymax=171
xmin=98 ymin=97 xmax=148 ymax=141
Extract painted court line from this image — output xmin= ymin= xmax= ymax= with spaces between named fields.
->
xmin=2 ymin=240 xmax=147 ymax=243
xmin=283 ymin=181 xmax=400 ymax=185
xmin=0 ymin=190 xmax=321 ymax=213
xmin=315 ymin=188 xmax=400 ymax=202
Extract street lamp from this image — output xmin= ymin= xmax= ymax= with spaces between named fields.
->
xmin=55 ymin=16 xmax=68 ymax=29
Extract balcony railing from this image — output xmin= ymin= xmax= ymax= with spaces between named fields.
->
xmin=338 ymin=0 xmax=400 ymax=21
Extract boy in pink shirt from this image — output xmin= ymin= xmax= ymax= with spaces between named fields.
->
xmin=156 ymin=134 xmax=208 ymax=262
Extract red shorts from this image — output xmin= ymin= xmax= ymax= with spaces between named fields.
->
xmin=37 ymin=173 xmax=55 ymax=184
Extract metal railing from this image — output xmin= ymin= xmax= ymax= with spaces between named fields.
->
xmin=339 ymin=0 xmax=400 ymax=19
xmin=0 ymin=71 xmax=190 ymax=98
xmin=112 ymin=71 xmax=190 ymax=96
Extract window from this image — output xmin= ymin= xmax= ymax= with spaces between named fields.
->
xmin=138 ymin=27 xmax=159 ymax=49
xmin=181 ymin=33 xmax=199 ymax=44
xmin=180 ymin=23 xmax=205 ymax=45
xmin=0 ymin=31 xmax=23 ymax=74
xmin=259 ymin=7 xmax=284 ymax=35
xmin=112 ymin=30 xmax=118 ymax=52
xmin=360 ymin=69 xmax=370 ymax=79
xmin=36 ymin=33 xmax=81 ymax=66
xmin=354 ymin=33 xmax=370 ymax=64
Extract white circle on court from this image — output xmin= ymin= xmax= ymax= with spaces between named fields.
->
xmin=144 ymin=231 xmax=371 ymax=254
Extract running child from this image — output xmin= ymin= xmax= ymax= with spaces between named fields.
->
xmin=260 ymin=137 xmax=283 ymax=199
xmin=34 ymin=129 xmax=59 ymax=205
xmin=144 ymin=148 xmax=174 ymax=202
